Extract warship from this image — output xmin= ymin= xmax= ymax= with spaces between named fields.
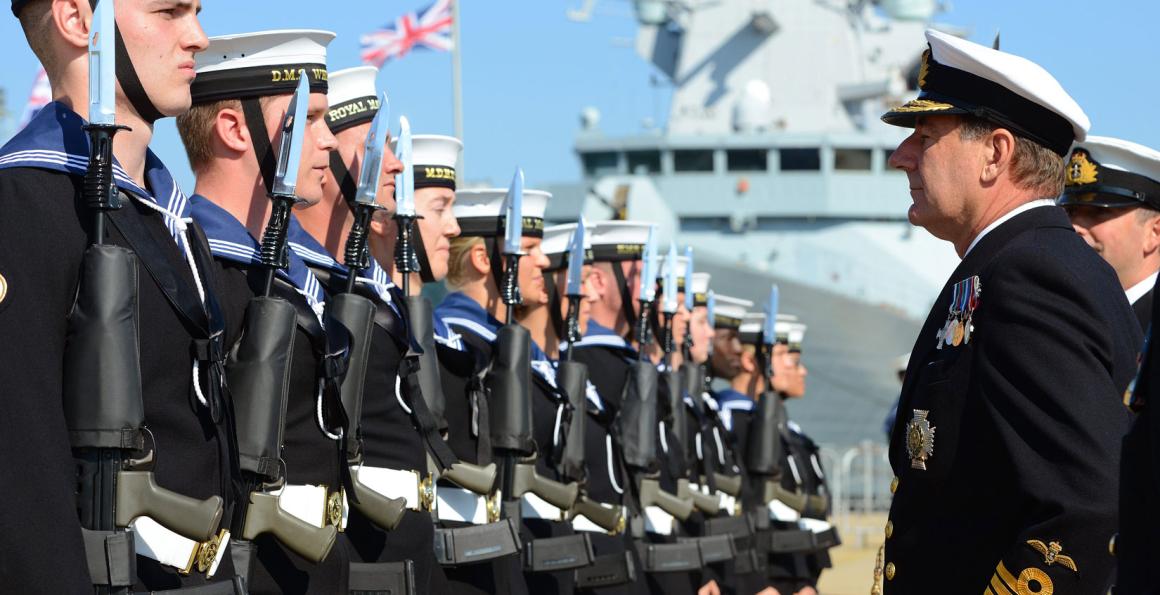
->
xmin=546 ymin=0 xmax=965 ymax=449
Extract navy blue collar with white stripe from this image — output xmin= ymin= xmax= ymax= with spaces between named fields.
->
xmin=286 ymin=215 xmax=399 ymax=313
xmin=436 ymin=291 xmax=503 ymax=344
xmin=0 ymin=102 xmax=191 ymax=248
xmin=189 ymin=195 xmax=326 ymax=317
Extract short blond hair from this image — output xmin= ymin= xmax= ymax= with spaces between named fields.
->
xmin=176 ymin=97 xmax=273 ymax=172
xmin=446 ymin=236 xmax=484 ymax=289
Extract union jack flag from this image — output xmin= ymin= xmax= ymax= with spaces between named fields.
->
xmin=18 ymin=67 xmax=51 ymax=130
xmin=360 ymin=0 xmax=454 ymax=67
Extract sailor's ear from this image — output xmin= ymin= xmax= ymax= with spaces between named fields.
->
xmin=469 ymin=241 xmax=492 ymax=277
xmin=51 ymin=0 xmax=92 ymax=51
xmin=214 ymin=106 xmax=251 ymax=154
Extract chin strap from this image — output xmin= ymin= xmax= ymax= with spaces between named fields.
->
xmin=610 ymin=261 xmax=638 ymax=343
xmin=240 ymin=98 xmax=277 ymax=194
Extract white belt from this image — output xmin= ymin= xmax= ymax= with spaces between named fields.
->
xmin=436 ymin=486 xmax=497 ymax=524
xmin=643 ymin=505 xmax=675 ymax=536
xmin=570 ymin=502 xmax=624 ymax=534
xmin=521 ymin=492 xmax=565 ymax=521
xmin=132 ymin=517 xmax=229 ymax=578
xmin=768 ymin=498 xmax=801 ymax=522
xmin=799 ymin=517 xmax=833 ymax=533
xmin=277 ymin=484 xmax=349 ymax=530
xmin=355 ymin=465 xmax=427 ymax=511
xmin=718 ymin=493 xmax=738 ymax=515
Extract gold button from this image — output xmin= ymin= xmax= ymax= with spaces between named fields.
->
xmin=890 ymin=476 xmax=899 ymax=493
xmin=885 ymin=521 xmax=894 ymax=539
xmin=885 ymin=562 xmax=896 ymax=580
xmin=1109 ymin=533 xmax=1117 ymax=556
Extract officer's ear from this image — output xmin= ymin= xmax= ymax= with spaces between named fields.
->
xmin=739 ymin=350 xmax=757 ymax=374
xmin=1142 ymin=209 xmax=1160 ymax=255
xmin=214 ymin=106 xmax=251 ymax=154
xmin=979 ymin=126 xmax=1017 ymax=185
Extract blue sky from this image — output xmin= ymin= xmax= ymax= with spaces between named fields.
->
xmin=0 ymin=1 xmax=1156 ymax=191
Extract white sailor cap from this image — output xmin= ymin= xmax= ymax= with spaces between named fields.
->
xmin=882 ymin=29 xmax=1088 ymax=156
xmin=712 ymin=295 xmax=753 ymax=330
xmin=389 ymin=135 xmax=464 ymax=190
xmin=738 ymin=312 xmax=764 ymax=344
xmin=774 ymin=314 xmax=799 ymax=343
xmin=787 ymin=322 xmax=808 ymax=352
xmin=589 ymin=221 xmax=653 ymax=262
xmin=191 ymin=30 xmax=335 ymax=105
xmin=1059 ymin=136 xmax=1160 ymax=210
xmin=542 ymin=223 xmax=594 ymax=270
xmin=690 ymin=273 xmax=711 ymax=306
xmin=453 ymin=188 xmax=550 ymax=238
xmin=326 ymin=66 xmax=381 ymax=133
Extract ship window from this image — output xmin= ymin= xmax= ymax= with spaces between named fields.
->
xmin=626 ymin=150 xmax=661 ymax=174
xmin=581 ymin=151 xmax=619 ymax=177
xmin=835 ymin=148 xmax=873 ymax=171
xmin=780 ymin=148 xmax=821 ymax=171
xmin=674 ymin=149 xmax=715 ymax=172
xmin=726 ymin=149 xmax=768 ymax=172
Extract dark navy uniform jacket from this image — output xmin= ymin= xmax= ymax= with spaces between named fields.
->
xmin=885 ymin=205 xmax=1139 ymax=594
xmin=0 ymin=104 xmax=237 ymax=592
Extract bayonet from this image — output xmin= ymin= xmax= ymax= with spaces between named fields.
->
xmin=565 ymin=219 xmax=586 ymax=298
xmin=683 ymin=246 xmax=694 ymax=313
xmin=395 ymin=115 xmax=415 ymax=217
xmin=270 ymin=75 xmax=310 ymax=200
xmin=88 ymin=0 xmax=116 ymax=126
xmin=353 ymin=94 xmax=390 ymax=209
xmin=662 ymin=242 xmax=678 ymax=315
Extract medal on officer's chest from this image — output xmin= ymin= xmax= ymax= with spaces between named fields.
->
xmin=936 ymin=276 xmax=981 ymax=349
xmin=905 ymin=409 xmax=936 ymax=470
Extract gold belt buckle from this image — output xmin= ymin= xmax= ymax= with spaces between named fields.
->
xmin=326 ymin=488 xmax=345 ymax=531
xmin=419 ymin=474 xmax=436 ymax=512
xmin=486 ymin=490 xmax=501 ymax=524
xmin=180 ymin=529 xmax=229 ymax=576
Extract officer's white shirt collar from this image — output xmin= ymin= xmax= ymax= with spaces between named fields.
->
xmin=1126 ymin=271 xmax=1159 ymax=305
xmin=963 ymin=199 xmax=1056 ymax=257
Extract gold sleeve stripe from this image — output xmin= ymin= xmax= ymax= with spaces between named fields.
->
xmin=997 ymin=562 xmax=1018 ymax=587
xmin=985 ymin=587 xmax=995 ymax=595
xmin=990 ymin=573 xmax=1015 ymax=595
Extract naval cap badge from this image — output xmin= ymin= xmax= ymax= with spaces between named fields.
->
xmin=905 ymin=409 xmax=936 ymax=470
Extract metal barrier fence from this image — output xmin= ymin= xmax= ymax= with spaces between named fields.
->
xmin=819 ymin=441 xmax=892 ymax=543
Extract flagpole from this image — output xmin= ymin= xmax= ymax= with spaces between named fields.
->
xmin=451 ymin=0 xmax=464 ymax=185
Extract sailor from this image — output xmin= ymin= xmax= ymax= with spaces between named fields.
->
xmin=438 ymin=187 xmax=584 ymax=593
xmin=880 ymin=29 xmax=1139 ymax=593
xmin=434 ymin=187 xmax=558 ymax=595
xmin=679 ymin=273 xmax=757 ymax=595
xmin=1059 ymin=136 xmax=1160 ymax=330
xmin=647 ymin=252 xmax=717 ymax=595
xmin=292 ymin=65 xmax=451 ymax=594
xmin=571 ymin=220 xmax=654 ymax=595
xmin=775 ymin=320 xmax=838 ymax=595
xmin=177 ymin=29 xmax=355 ymax=592
xmin=0 ymin=1 xmax=240 ymax=592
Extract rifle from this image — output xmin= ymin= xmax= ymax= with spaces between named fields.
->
xmin=68 ymin=3 xmax=223 ymax=590
xmin=746 ymin=285 xmax=792 ymax=514
xmin=619 ymin=231 xmax=693 ymax=522
xmin=229 ymin=75 xmax=337 ymax=569
xmin=490 ymin=168 xmax=537 ymax=520
xmin=390 ymin=116 xmax=494 ymax=497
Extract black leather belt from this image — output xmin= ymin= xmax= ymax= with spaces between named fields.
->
xmin=138 ymin=580 xmax=243 ymax=594
xmin=574 ymin=551 xmax=636 ymax=588
xmin=768 ymin=528 xmax=816 ymax=553
xmin=524 ymin=533 xmax=595 ymax=572
xmin=813 ymin=526 xmax=841 ymax=549
xmin=678 ymin=534 xmax=735 ymax=564
xmin=349 ymin=561 xmax=415 ymax=595
xmin=433 ymin=518 xmax=522 ymax=565
xmin=634 ymin=539 xmax=704 ymax=572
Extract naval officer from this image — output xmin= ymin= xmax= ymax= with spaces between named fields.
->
xmin=880 ymin=29 xmax=1139 ymax=594
xmin=1059 ymin=136 xmax=1160 ymax=330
